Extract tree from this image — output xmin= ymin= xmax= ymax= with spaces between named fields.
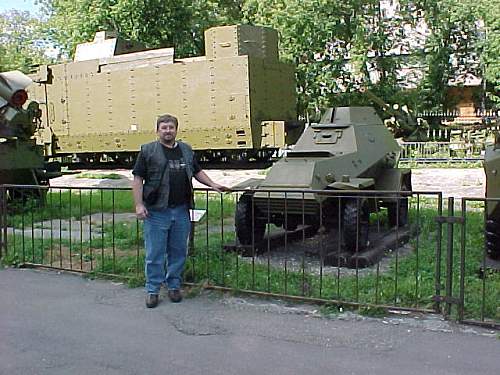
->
xmin=0 ymin=10 xmax=53 ymax=73
xmin=35 ymin=0 xmax=500 ymax=112
xmin=475 ymin=0 xmax=500 ymax=104
xmin=410 ymin=0 xmax=499 ymax=110
xmin=38 ymin=0 xmax=244 ymax=58
xmin=242 ymin=0 xmax=419 ymax=117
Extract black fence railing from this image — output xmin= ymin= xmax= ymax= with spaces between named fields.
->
xmin=0 ymin=184 xmax=498 ymax=328
xmin=399 ymin=142 xmax=484 ymax=162
xmin=457 ymin=197 xmax=500 ymax=328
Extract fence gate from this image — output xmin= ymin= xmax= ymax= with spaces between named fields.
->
xmin=434 ymin=197 xmax=464 ymax=320
xmin=435 ymin=196 xmax=499 ymax=329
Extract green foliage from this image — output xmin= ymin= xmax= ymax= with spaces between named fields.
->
xmin=242 ymin=0 xmax=411 ymax=115
xmin=413 ymin=0 xmax=500 ymax=109
xmin=475 ymin=0 xmax=500 ymax=104
xmin=0 ymin=10 xmax=54 ymax=72
xmin=38 ymin=0 xmax=244 ymax=57
xmin=26 ymin=0 xmax=497 ymax=117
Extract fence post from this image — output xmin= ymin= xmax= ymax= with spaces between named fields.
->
xmin=0 ymin=186 xmax=8 ymax=260
xmin=445 ymin=197 xmax=454 ymax=317
xmin=0 ymin=186 xmax=4 ymax=259
xmin=434 ymin=196 xmax=464 ymax=318
xmin=458 ymin=198 xmax=466 ymax=322
xmin=434 ymin=194 xmax=443 ymax=312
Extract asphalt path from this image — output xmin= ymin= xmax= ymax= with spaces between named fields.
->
xmin=0 ymin=268 xmax=498 ymax=375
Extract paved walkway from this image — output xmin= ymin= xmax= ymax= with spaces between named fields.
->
xmin=51 ymin=168 xmax=486 ymax=198
xmin=0 ymin=268 xmax=498 ymax=375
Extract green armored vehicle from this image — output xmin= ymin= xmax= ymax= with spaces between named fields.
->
xmin=28 ymin=25 xmax=301 ymax=167
xmin=235 ymin=107 xmax=411 ymax=252
xmin=484 ymin=134 xmax=500 ymax=260
xmin=0 ymin=71 xmax=47 ymax=188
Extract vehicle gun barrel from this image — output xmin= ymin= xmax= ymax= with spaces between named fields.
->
xmin=0 ymin=71 xmax=31 ymax=108
xmin=361 ymin=87 xmax=425 ymax=141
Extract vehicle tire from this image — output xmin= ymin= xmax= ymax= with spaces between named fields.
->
xmin=342 ymin=199 xmax=370 ymax=253
xmin=388 ymin=197 xmax=408 ymax=227
xmin=485 ymin=219 xmax=500 ymax=260
xmin=388 ymin=182 xmax=409 ymax=227
xmin=235 ymin=194 xmax=266 ymax=245
xmin=283 ymin=214 xmax=302 ymax=231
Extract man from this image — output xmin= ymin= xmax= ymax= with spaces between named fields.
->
xmin=132 ymin=114 xmax=228 ymax=308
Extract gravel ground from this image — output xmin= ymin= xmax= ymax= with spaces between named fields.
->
xmin=50 ymin=168 xmax=486 ymax=198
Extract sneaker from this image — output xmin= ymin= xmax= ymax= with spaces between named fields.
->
xmin=168 ymin=289 xmax=182 ymax=303
xmin=145 ymin=293 xmax=159 ymax=308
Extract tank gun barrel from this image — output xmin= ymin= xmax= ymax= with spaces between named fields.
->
xmin=360 ymin=87 xmax=425 ymax=141
xmin=0 ymin=71 xmax=41 ymax=140
xmin=0 ymin=71 xmax=31 ymax=108
xmin=360 ymin=88 xmax=392 ymax=113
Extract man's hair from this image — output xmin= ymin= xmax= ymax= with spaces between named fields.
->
xmin=156 ymin=114 xmax=178 ymax=130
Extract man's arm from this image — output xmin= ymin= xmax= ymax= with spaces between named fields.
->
xmin=194 ymin=170 xmax=230 ymax=193
xmin=132 ymin=175 xmax=148 ymax=219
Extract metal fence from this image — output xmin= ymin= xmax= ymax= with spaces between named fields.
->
xmin=0 ymin=184 xmax=498 ymax=328
xmin=399 ymin=142 xmax=484 ymax=162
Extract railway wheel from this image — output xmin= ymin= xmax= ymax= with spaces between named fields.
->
xmin=235 ymin=193 xmax=266 ymax=246
xmin=342 ymin=199 xmax=370 ymax=253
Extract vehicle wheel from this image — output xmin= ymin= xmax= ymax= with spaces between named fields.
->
xmin=235 ymin=194 xmax=266 ymax=245
xmin=342 ymin=199 xmax=370 ymax=253
xmin=283 ymin=214 xmax=302 ymax=231
xmin=388 ymin=182 xmax=409 ymax=227
xmin=388 ymin=197 xmax=408 ymax=227
xmin=5 ymin=169 xmax=47 ymax=208
xmin=485 ymin=219 xmax=500 ymax=260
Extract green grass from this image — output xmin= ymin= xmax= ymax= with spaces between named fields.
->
xmin=2 ymin=193 xmax=498 ymax=323
xmin=7 ymin=190 xmax=135 ymax=228
xmin=194 ymin=191 xmax=236 ymax=220
xmin=7 ymin=189 xmax=235 ymax=229
xmin=76 ymin=172 xmax=124 ymax=179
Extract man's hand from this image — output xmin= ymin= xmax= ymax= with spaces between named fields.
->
xmin=212 ymin=183 xmax=231 ymax=193
xmin=194 ymin=170 xmax=231 ymax=193
xmin=136 ymin=203 xmax=149 ymax=220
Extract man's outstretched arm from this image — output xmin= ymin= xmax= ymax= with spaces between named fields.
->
xmin=194 ymin=170 xmax=230 ymax=193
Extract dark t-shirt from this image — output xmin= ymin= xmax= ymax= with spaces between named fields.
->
xmin=161 ymin=144 xmax=201 ymax=206
xmin=132 ymin=143 xmax=201 ymax=206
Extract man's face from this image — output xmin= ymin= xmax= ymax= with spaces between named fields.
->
xmin=157 ymin=121 xmax=177 ymax=143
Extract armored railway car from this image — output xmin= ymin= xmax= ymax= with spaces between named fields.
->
xmin=28 ymin=25 xmax=302 ymax=168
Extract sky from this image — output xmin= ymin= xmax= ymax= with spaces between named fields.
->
xmin=0 ymin=0 xmax=40 ymax=14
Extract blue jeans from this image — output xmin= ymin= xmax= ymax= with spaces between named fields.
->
xmin=143 ymin=205 xmax=191 ymax=294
